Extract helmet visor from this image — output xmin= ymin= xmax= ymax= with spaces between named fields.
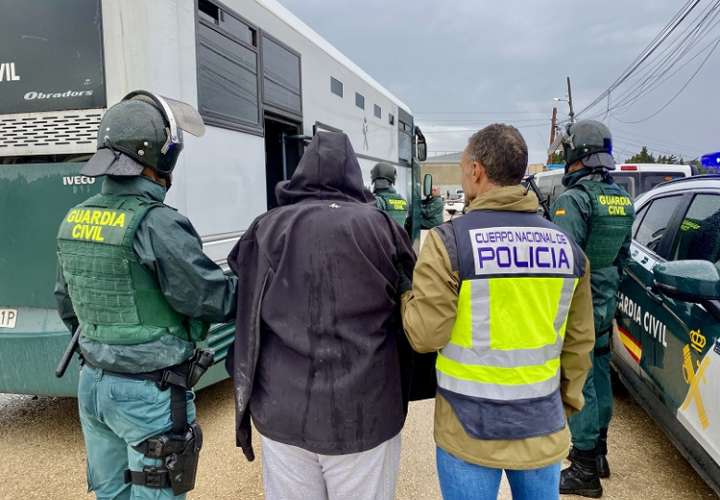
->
xmin=159 ymin=95 xmax=206 ymax=138
xmin=123 ymin=90 xmax=206 ymax=138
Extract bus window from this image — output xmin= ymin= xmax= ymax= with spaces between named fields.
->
xmin=611 ymin=173 xmax=636 ymax=198
xmin=641 ymin=173 xmax=684 ymax=192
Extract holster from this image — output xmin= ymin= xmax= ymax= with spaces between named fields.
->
xmin=118 ymin=349 xmax=213 ymax=494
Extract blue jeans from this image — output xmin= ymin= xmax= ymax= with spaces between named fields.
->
xmin=78 ymin=365 xmax=196 ymax=500
xmin=436 ymin=447 xmax=561 ymax=500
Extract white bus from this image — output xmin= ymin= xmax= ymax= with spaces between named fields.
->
xmin=0 ymin=0 xmax=427 ymax=396
xmin=534 ymin=163 xmax=694 ymax=207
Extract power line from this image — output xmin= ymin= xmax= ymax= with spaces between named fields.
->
xmin=612 ymin=36 xmax=720 ymax=124
xmin=613 ymin=135 xmax=700 ymax=159
xmin=422 ymin=123 xmax=551 ymax=134
xmin=415 ymin=111 xmax=547 ymax=115
xmin=417 ymin=118 xmax=550 ymax=125
xmin=576 ymin=0 xmax=703 ymax=118
xmin=608 ymin=1 xmax=720 ymax=114
xmin=611 ymin=126 xmax=706 ymax=154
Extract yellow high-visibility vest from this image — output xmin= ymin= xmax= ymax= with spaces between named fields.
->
xmin=435 ymin=210 xmax=585 ymax=440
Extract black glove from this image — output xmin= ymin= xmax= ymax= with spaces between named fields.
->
xmin=394 ymin=256 xmax=413 ymax=295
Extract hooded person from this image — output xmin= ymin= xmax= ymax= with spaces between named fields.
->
xmin=226 ymin=131 xmax=434 ymax=500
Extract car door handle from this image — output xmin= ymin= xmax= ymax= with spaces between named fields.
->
xmin=646 ymin=286 xmax=664 ymax=304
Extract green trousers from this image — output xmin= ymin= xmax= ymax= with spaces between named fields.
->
xmin=568 ymin=331 xmax=613 ymax=452
xmin=78 ymin=365 xmax=196 ymax=500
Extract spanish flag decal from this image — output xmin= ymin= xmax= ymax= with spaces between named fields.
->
xmin=618 ymin=325 xmax=642 ymax=363
xmin=555 ymin=208 xmax=566 ymax=216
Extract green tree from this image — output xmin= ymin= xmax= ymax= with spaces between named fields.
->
xmin=657 ymin=154 xmax=680 ymax=164
xmin=626 ymin=146 xmax=655 ymax=164
xmin=548 ymin=151 xmax=564 ymax=164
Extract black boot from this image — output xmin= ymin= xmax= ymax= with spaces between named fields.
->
xmin=560 ymin=447 xmax=603 ymax=498
xmin=597 ymin=429 xmax=610 ymax=479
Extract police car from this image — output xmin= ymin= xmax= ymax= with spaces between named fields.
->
xmin=445 ymin=189 xmax=465 ymax=217
xmin=613 ymin=174 xmax=720 ymax=495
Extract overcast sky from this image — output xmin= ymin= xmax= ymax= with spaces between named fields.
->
xmin=279 ymin=0 xmax=720 ymax=164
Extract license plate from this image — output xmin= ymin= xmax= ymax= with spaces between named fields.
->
xmin=0 ymin=308 xmax=18 ymax=329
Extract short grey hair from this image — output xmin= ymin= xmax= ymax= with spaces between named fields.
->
xmin=466 ymin=124 xmax=528 ymax=185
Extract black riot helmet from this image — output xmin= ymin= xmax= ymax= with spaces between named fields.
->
xmin=371 ymin=162 xmax=397 ymax=189
xmin=561 ymin=119 xmax=615 ymax=170
xmin=81 ymin=90 xmax=205 ymax=178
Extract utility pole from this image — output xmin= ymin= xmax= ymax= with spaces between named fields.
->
xmin=547 ymin=107 xmax=558 ymax=165
xmin=566 ymin=76 xmax=575 ymax=123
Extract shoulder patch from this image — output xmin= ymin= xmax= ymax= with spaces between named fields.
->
xmin=554 ymin=208 xmax=566 ymax=217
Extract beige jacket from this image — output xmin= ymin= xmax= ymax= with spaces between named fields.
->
xmin=401 ymin=185 xmax=594 ymax=470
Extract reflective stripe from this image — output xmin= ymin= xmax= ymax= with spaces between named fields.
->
xmin=449 ymin=280 xmax=490 ymax=348
xmin=437 ymin=370 xmax=560 ymax=400
xmin=553 ymin=278 xmax=578 ymax=337
xmin=443 ymin=277 xmax=576 ymax=369
xmin=437 ymin=352 xmax=560 ymax=386
xmin=441 ymin=335 xmax=563 ymax=368
xmin=438 ymin=274 xmax=576 ymax=399
xmin=469 ymin=280 xmax=490 ymax=348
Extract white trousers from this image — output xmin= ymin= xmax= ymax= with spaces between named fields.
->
xmin=261 ymin=433 xmax=402 ymax=500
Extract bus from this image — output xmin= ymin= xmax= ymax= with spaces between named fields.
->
xmin=534 ymin=163 xmax=694 ymax=208
xmin=0 ymin=0 xmax=427 ymax=396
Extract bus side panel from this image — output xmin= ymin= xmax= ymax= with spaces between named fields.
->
xmin=0 ymin=162 xmax=99 ymax=396
xmin=101 ymin=0 xmax=198 ymax=110
xmin=177 ymin=129 xmax=267 ymax=264
xmin=0 ymin=163 xmax=99 ymax=308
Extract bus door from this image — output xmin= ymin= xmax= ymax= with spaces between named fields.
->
xmin=263 ymin=114 xmax=304 ymax=210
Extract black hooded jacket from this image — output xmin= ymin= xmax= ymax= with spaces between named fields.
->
xmin=227 ymin=132 xmax=431 ymax=459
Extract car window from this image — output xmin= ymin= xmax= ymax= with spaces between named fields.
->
xmin=634 ymin=195 xmax=683 ymax=253
xmin=632 ymin=203 xmax=649 ymax=237
xmin=672 ymin=194 xmax=720 ymax=264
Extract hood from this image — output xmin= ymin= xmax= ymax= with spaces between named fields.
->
xmin=467 ymin=185 xmax=539 ymax=213
xmin=372 ymin=178 xmax=393 ymax=191
xmin=562 ymin=167 xmax=612 ymax=188
xmin=275 ymin=131 xmax=375 ymax=206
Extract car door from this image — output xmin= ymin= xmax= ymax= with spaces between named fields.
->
xmin=615 ymin=193 xmax=687 ymax=385
xmin=658 ymin=192 xmax=720 ymax=465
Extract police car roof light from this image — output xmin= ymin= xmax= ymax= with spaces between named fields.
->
xmin=620 ymin=165 xmax=638 ymax=171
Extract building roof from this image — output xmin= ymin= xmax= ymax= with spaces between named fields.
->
xmin=423 ymin=152 xmax=463 ymax=165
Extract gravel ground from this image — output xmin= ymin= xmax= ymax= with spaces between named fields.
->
xmin=0 ymin=379 xmax=715 ymax=499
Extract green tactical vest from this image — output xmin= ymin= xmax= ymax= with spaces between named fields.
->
xmin=571 ymin=180 xmax=635 ymax=269
xmin=57 ymin=194 xmax=192 ymax=345
xmin=375 ymin=191 xmax=409 ymax=226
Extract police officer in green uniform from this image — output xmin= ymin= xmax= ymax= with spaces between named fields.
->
xmin=551 ymin=120 xmax=634 ymax=498
xmin=55 ymin=91 xmax=237 ymax=499
xmin=421 ymin=186 xmax=445 ymax=229
xmin=371 ymin=162 xmax=409 ymax=226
